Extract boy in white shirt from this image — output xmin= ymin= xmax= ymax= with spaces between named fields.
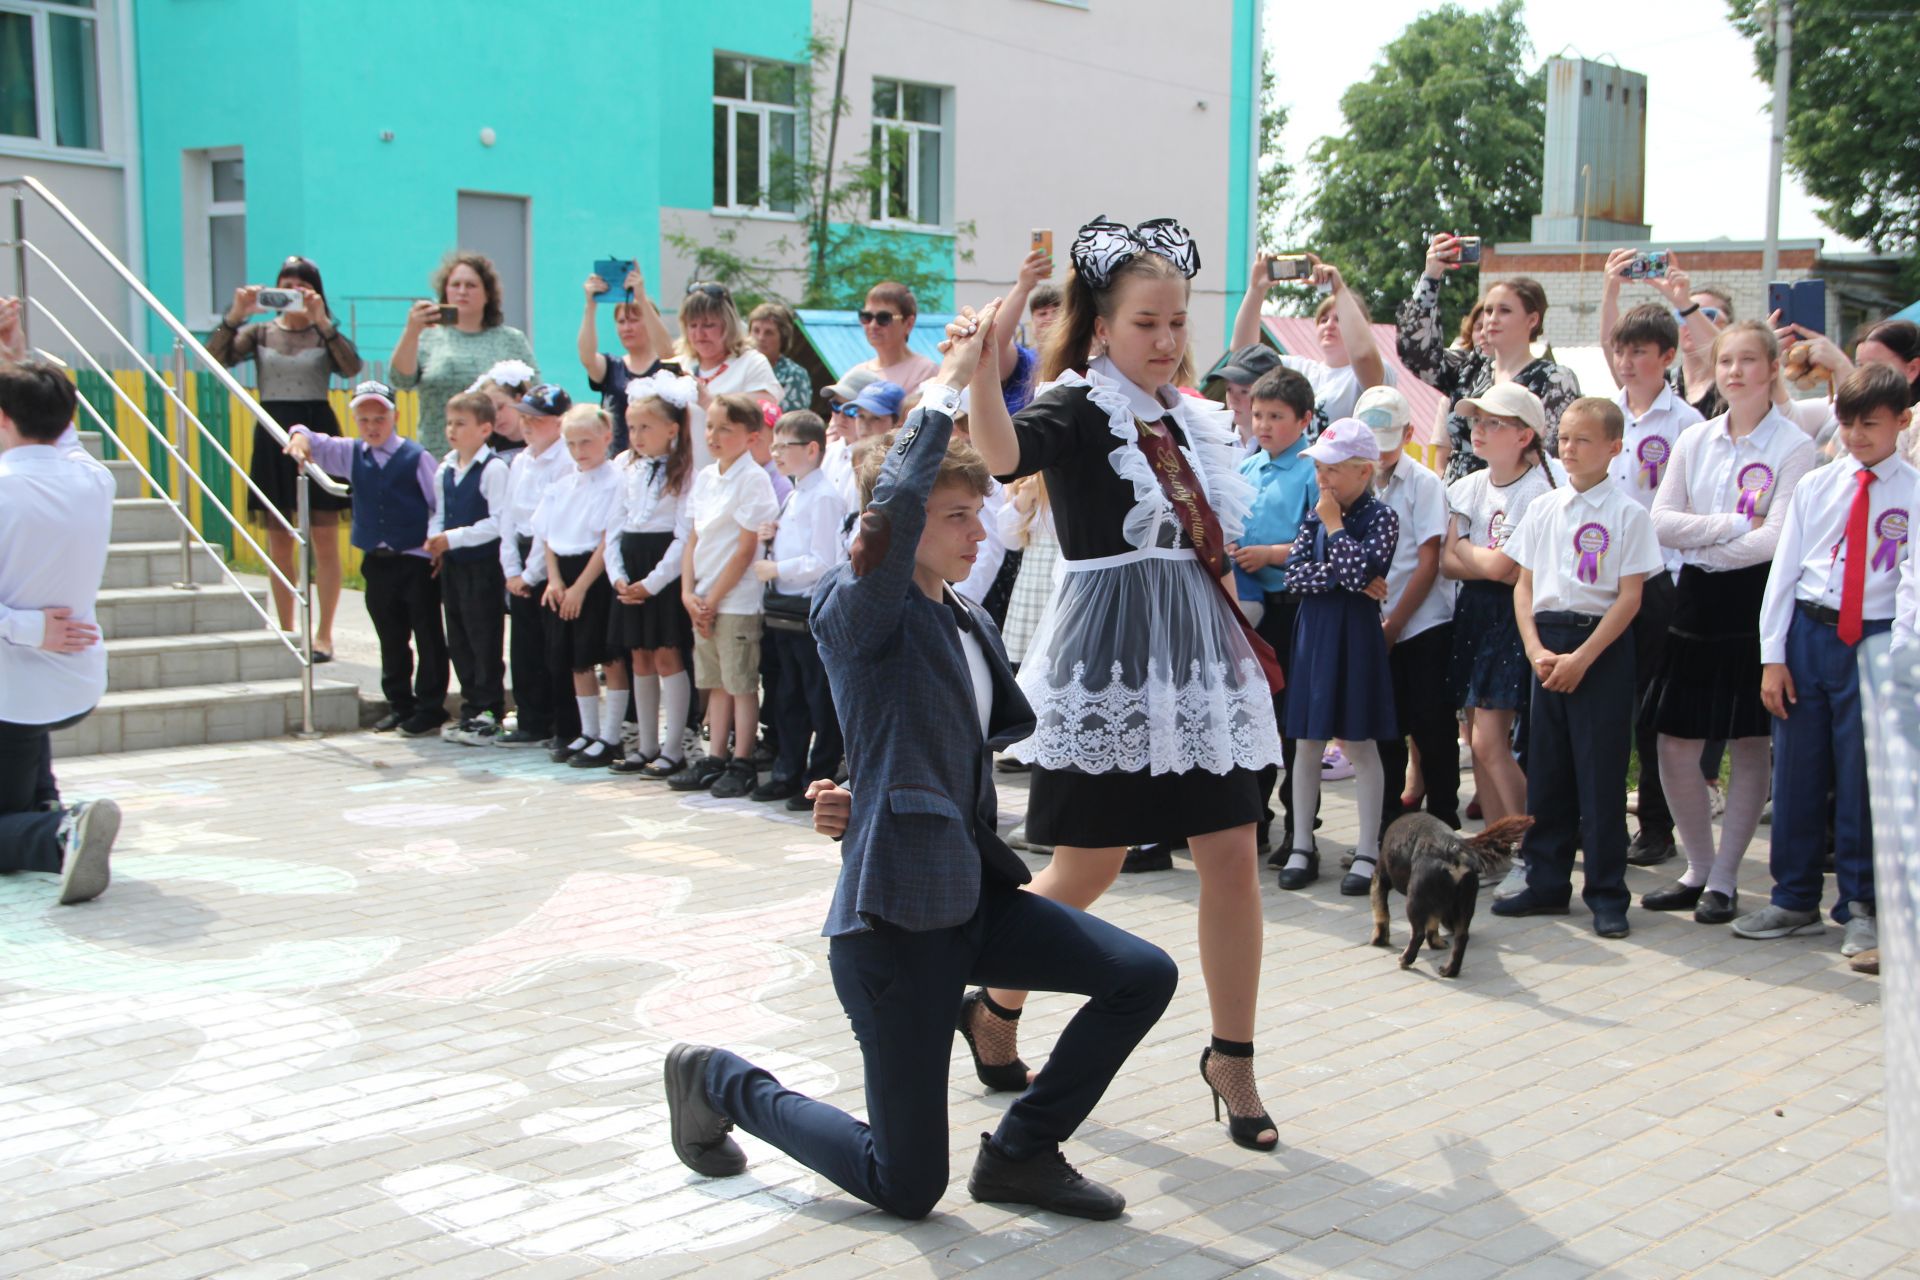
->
xmin=671 ymin=393 xmax=781 ymax=798
xmin=1496 ymin=398 xmax=1664 ymax=938
xmin=495 ymin=384 xmax=575 ymax=747
xmin=752 ymin=410 xmax=847 ymax=806
xmin=1742 ymin=365 xmax=1918 ymax=950
xmin=426 ymin=391 xmax=511 ymax=744
xmin=0 ymin=360 xmax=119 ymax=903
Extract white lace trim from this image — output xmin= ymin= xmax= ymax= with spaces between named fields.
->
xmin=1010 ymin=653 xmax=1283 ymax=775
xmin=1030 ymin=367 xmax=1253 ymax=549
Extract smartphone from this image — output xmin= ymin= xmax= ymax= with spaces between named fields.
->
xmin=434 ymin=304 xmax=459 ymax=326
xmin=1624 ymin=251 xmax=1669 ymax=281
xmin=593 ymin=257 xmax=637 ymax=304
xmin=1031 ymin=229 xmax=1053 ymax=259
xmin=255 ymin=287 xmax=305 ymax=313
xmin=1267 ymin=254 xmax=1312 ymax=282
xmin=1792 ymin=279 xmax=1826 ymax=334
xmin=1455 ymin=236 xmax=1482 ymax=266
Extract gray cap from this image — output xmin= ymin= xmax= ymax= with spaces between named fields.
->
xmin=823 ymin=366 xmax=880 ymax=405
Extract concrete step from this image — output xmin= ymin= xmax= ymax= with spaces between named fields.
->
xmin=94 ymin=583 xmax=269 ymax=640
xmin=50 ymin=677 xmax=363 ymax=755
xmin=105 ymin=458 xmax=145 ymax=499
xmin=78 ymin=430 xmax=104 ymax=459
xmin=110 ymin=498 xmax=190 ymax=543
xmin=106 ymin=630 xmax=305 ymax=691
xmin=102 ymin=541 xmax=227 ymax=590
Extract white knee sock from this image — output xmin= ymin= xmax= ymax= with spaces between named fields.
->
xmin=1658 ymin=734 xmax=1713 ymax=888
xmin=632 ymin=675 xmax=661 ymax=756
xmin=599 ymin=688 xmax=627 ymax=743
xmin=573 ymin=695 xmax=599 ymax=746
xmin=1287 ymin=739 xmax=1326 ymax=872
xmin=659 ymin=671 xmax=692 ymax=761
xmin=1708 ymin=737 xmax=1771 ymax=897
xmin=1347 ymin=739 xmax=1385 ymax=872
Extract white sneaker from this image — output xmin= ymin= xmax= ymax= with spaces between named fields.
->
xmin=438 ymin=720 xmax=463 ymax=742
xmin=1842 ymin=906 xmax=1877 ymax=957
xmin=453 ymin=712 xmax=499 ymax=746
xmin=1493 ymin=860 xmax=1528 ymax=900
xmin=1321 ymin=745 xmax=1354 ymax=782
xmin=57 ymin=800 xmax=120 ymax=905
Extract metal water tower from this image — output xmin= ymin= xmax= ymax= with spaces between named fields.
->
xmin=1532 ymin=56 xmax=1652 ymax=244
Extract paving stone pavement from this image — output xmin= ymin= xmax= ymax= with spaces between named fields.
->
xmin=2 ymin=732 xmax=1915 ymax=1279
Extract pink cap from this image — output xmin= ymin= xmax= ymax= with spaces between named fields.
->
xmin=1302 ymin=417 xmax=1381 ymax=465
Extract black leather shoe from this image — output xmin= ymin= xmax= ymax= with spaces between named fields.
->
xmin=966 ymin=1134 xmax=1124 ymax=1220
xmin=785 ymin=792 xmax=815 ymax=812
xmin=371 ymin=710 xmax=406 ymax=733
xmin=1641 ymin=879 xmax=1704 ymax=912
xmin=568 ymin=739 xmax=616 ymax=769
xmin=608 ymin=752 xmax=656 ymax=775
xmin=1491 ymin=887 xmax=1571 ymax=918
xmin=1276 ymin=850 xmax=1319 ymax=891
xmin=663 ymin=1044 xmax=747 ymax=1178
xmin=1694 ymin=890 xmax=1739 ymax=924
xmin=640 ymin=755 xmax=687 ymax=780
xmin=668 ymin=756 xmax=727 ymax=792
xmin=1594 ymin=908 xmax=1631 ymax=938
xmin=1627 ymin=831 xmax=1677 ymax=866
xmin=1340 ymin=859 xmax=1377 ymax=897
xmin=398 ymin=711 xmax=447 ymax=738
xmin=750 ymin=777 xmax=803 ymax=803
xmin=1121 ymin=843 xmax=1173 ymax=873
xmin=708 ymin=760 xmax=758 ymax=799
xmin=550 ymin=736 xmax=588 ymax=764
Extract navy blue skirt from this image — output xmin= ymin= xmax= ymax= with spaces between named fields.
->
xmin=1449 ymin=580 xmax=1529 ymax=712
xmin=1284 ymin=590 xmax=1397 ymax=742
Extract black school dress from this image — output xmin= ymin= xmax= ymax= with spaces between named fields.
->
xmin=1002 ymin=359 xmax=1283 ymax=848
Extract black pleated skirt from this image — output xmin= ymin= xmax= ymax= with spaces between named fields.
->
xmin=608 ymin=532 xmax=694 ymax=651
xmin=1641 ymin=562 xmax=1771 ymax=740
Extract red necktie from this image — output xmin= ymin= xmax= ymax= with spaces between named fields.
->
xmin=1838 ymin=468 xmax=1875 ymax=646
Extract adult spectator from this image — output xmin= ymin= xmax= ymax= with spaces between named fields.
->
xmin=1399 ymin=234 xmax=1581 ymax=482
xmin=1427 ymin=297 xmax=1492 ymax=477
xmin=1598 ymin=249 xmax=1729 ymax=419
xmin=1231 ymin=251 xmax=1396 ymax=441
xmin=208 ymin=255 xmax=361 ymax=662
xmin=675 ymin=282 xmax=781 ymax=469
xmin=0 ymin=360 xmax=120 ymax=904
xmin=390 ymin=251 xmax=535 ymax=457
xmin=748 ymin=302 xmax=814 ymax=413
xmin=848 ymin=281 xmax=937 ymax=396
xmin=580 ymin=263 xmax=675 ymax=457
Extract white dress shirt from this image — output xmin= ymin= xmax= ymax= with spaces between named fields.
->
xmin=1760 ymin=450 xmax=1919 ymax=662
xmin=689 ymin=453 xmax=781 ymax=614
xmin=605 ymin=453 xmax=693 ymax=597
xmin=1374 ymin=455 xmax=1456 ymax=639
xmin=956 ymin=479 xmax=1009 ymax=607
xmin=1611 ymin=383 xmax=1704 ymax=577
xmin=498 ymin=435 xmax=572 ymax=583
xmin=1654 ymin=408 xmax=1817 ymax=571
xmin=769 ymin=467 xmax=848 ymax=596
xmin=0 ymin=444 xmax=115 ymax=723
xmin=528 ymin=462 xmax=622 ymax=561
xmin=1507 ymin=476 xmax=1665 ymax=617
xmin=427 ymin=445 xmax=510 ymax=548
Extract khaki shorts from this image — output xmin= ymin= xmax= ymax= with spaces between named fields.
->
xmin=693 ymin=612 xmax=764 ymax=695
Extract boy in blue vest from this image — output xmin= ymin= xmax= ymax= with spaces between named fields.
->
xmin=287 ymin=379 xmax=449 ymax=736
xmin=427 ymin=391 xmax=511 ymax=744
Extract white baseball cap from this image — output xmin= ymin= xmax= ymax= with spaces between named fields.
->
xmin=1302 ymin=418 xmax=1381 ymax=465
xmin=1354 ymin=385 xmax=1413 ymax=451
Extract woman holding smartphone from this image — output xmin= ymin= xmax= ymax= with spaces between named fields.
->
xmin=207 ymin=255 xmax=361 ymax=662
xmin=389 ymin=251 xmax=535 ymax=456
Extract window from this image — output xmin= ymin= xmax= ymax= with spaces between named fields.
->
xmin=182 ymin=147 xmax=245 ymax=327
xmin=0 ymin=0 xmax=102 ymax=152
xmin=712 ymin=54 xmax=800 ymax=215
xmin=870 ymin=78 xmax=946 ymax=227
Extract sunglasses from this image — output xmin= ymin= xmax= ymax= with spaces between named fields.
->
xmin=857 ymin=310 xmax=898 ymax=326
xmin=685 ymin=282 xmax=731 ymax=301
xmin=1700 ymin=306 xmax=1724 ymax=323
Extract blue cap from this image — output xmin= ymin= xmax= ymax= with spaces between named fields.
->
xmin=838 ymin=380 xmax=905 ymax=418
xmin=518 ymin=383 xmax=572 ymax=417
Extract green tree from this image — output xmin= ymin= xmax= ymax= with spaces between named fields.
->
xmin=1728 ymin=0 xmax=1920 ymax=296
xmin=1297 ymin=0 xmax=1543 ymax=331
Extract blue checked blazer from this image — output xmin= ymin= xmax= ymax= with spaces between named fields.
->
xmin=810 ymin=395 xmax=1035 ymax=937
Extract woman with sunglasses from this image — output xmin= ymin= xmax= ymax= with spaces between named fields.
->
xmin=960 ymin=217 xmax=1287 ymax=1153
xmin=850 ymin=282 xmax=937 ymax=397
xmin=674 ymin=282 xmax=781 ymax=469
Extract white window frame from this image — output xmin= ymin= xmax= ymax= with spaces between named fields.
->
xmin=180 ymin=146 xmax=244 ymax=330
xmin=870 ymin=78 xmax=950 ymax=231
xmin=711 ymin=53 xmax=803 ymax=220
xmin=0 ymin=0 xmax=113 ymax=160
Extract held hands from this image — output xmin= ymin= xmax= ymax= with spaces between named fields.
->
xmin=807 ymin=780 xmax=851 ymax=839
xmin=40 ymin=607 xmax=101 ymax=654
xmin=1761 ymin=662 xmax=1797 ymax=719
xmin=615 ymin=579 xmax=651 ymax=604
xmin=1541 ymin=648 xmax=1592 ymax=693
xmin=937 ymin=298 xmax=1003 ymax=388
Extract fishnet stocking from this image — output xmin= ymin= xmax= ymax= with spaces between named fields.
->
xmin=967 ymin=996 xmax=1022 ymax=1067
xmin=1203 ymin=1050 xmax=1273 ymax=1130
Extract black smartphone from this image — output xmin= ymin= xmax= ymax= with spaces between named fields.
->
xmin=436 ymin=304 xmax=458 ymax=326
xmin=1455 ymin=236 xmax=1482 ymax=265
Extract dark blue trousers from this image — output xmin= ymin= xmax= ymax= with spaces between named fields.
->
xmin=1519 ymin=616 xmax=1635 ymax=914
xmin=1768 ymin=609 xmax=1885 ymax=921
xmin=767 ymin=627 xmax=843 ymax=785
xmin=704 ymin=880 xmax=1176 ymax=1220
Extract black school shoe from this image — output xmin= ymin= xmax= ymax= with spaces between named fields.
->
xmin=1491 ymin=887 xmax=1572 ymax=918
xmin=709 ymin=760 xmax=759 ymax=799
xmin=1627 ymin=830 xmax=1677 ymax=866
xmin=668 ymin=756 xmax=727 ymax=792
xmin=1121 ymin=843 xmax=1174 ymax=874
xmin=1694 ymin=890 xmax=1739 ymax=924
xmin=966 ymin=1134 xmax=1124 ymax=1220
xmin=750 ymin=776 xmax=803 ymax=803
xmin=663 ymin=1044 xmax=747 ymax=1178
xmin=608 ymin=751 xmax=656 ymax=775
xmin=398 ymin=710 xmax=447 ymax=738
xmin=371 ymin=710 xmax=407 ymax=733
xmin=641 ymin=755 xmax=688 ymax=780
xmin=494 ymin=727 xmax=549 ymax=747
xmin=1641 ymin=880 xmax=1704 ymax=912
xmin=568 ymin=740 xmax=617 ymax=769
xmin=1594 ymin=907 xmax=1631 ymax=938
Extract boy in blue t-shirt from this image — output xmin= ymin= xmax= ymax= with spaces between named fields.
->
xmin=1229 ymin=366 xmax=1320 ymax=863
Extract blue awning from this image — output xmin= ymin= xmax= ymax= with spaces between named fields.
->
xmin=793 ymin=309 xmax=954 ymax=379
xmin=1893 ymin=299 xmax=1920 ymax=325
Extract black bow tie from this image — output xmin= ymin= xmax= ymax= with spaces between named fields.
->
xmin=646 ymin=458 xmax=662 ymax=481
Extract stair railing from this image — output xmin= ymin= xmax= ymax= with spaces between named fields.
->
xmin=3 ymin=174 xmax=348 ymax=737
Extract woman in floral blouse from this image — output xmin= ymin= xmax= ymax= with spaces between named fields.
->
xmin=1397 ymin=233 xmax=1581 ymax=483
xmin=748 ymin=302 xmax=814 ymax=412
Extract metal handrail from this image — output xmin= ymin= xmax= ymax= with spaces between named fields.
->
xmin=4 ymin=173 xmax=351 ymax=736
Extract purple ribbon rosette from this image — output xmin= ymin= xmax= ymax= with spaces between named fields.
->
xmin=1637 ymin=435 xmax=1669 ymax=488
xmin=1874 ymin=509 xmax=1910 ymax=572
xmin=1735 ymin=462 xmax=1775 ymax=518
xmin=1574 ymin=522 xmax=1610 ymax=584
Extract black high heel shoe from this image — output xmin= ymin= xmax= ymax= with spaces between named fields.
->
xmin=957 ymin=989 xmax=1032 ymax=1092
xmin=1199 ymin=1047 xmax=1279 ymax=1151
